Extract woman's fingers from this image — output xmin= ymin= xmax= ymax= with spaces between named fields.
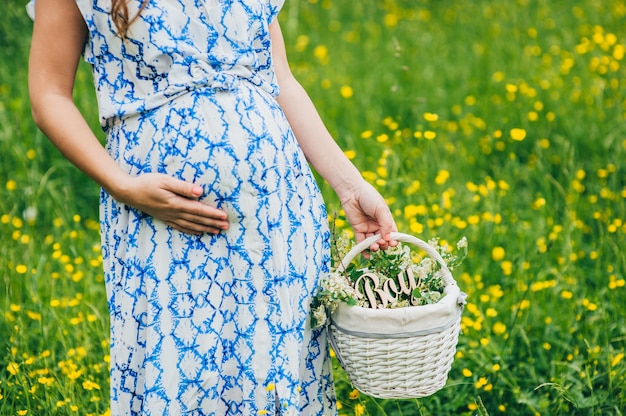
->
xmin=174 ymin=203 xmax=230 ymax=232
xmin=162 ymin=175 xmax=205 ymax=199
xmin=165 ymin=217 xmax=225 ymax=235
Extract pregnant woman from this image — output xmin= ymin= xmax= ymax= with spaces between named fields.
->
xmin=28 ymin=0 xmax=396 ymax=414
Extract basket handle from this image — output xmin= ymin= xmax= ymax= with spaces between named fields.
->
xmin=336 ymin=232 xmax=457 ymax=288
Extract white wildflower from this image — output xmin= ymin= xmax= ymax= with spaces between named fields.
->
xmin=23 ymin=206 xmax=37 ymax=223
xmin=334 ymin=231 xmax=352 ymax=260
xmin=421 ymin=290 xmax=443 ymax=304
xmin=421 ymin=257 xmax=436 ymax=273
xmin=390 ymin=299 xmax=410 ymax=309
xmin=312 ymin=306 xmax=327 ymax=327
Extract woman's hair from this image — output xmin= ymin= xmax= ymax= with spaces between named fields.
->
xmin=111 ymin=0 xmax=148 ymax=37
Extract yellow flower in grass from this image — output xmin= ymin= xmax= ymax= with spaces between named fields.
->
xmin=423 ymin=130 xmax=437 ymax=140
xmin=340 ymin=85 xmax=353 ymax=99
xmin=7 ymin=362 xmax=19 ymax=375
xmin=467 ymin=215 xmax=480 ymax=225
xmin=409 ymin=221 xmax=423 ymax=234
xmin=435 ymin=169 xmax=450 ymax=185
xmin=295 ymin=35 xmax=309 ymax=52
xmin=583 ymin=299 xmax=598 ymax=311
xmin=313 ymin=45 xmax=328 ymax=62
xmin=475 ymin=377 xmax=489 ymax=389
xmin=349 ymin=389 xmax=359 ymax=400
xmin=510 ymin=128 xmax=527 ymax=141
xmin=403 ymin=204 xmax=427 ymax=218
xmin=38 ymin=377 xmax=55 ymax=386
xmin=375 ymin=133 xmax=389 ymax=143
xmin=26 ymin=310 xmax=42 ymax=321
xmin=492 ymin=322 xmax=507 ymax=335
xmin=384 ymin=13 xmax=398 ymax=28
xmin=67 ymin=370 xmax=83 ymax=380
xmin=491 ymin=246 xmax=505 ymax=261
xmin=354 ymin=403 xmax=365 ymax=416
xmin=532 ymin=197 xmax=546 ymax=209
xmin=423 ymin=112 xmax=439 ymax=122
xmin=609 ymin=276 xmax=625 ymax=289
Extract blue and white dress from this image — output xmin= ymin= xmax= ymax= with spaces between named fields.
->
xmin=29 ymin=0 xmax=336 ymax=414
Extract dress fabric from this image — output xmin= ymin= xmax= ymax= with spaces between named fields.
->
xmin=30 ymin=0 xmax=337 ymax=414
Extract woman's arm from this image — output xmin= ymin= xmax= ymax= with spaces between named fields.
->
xmin=29 ymin=0 xmax=229 ymax=235
xmin=269 ymin=20 xmax=396 ymax=247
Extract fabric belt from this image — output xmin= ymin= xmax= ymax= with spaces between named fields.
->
xmin=163 ymin=58 xmax=255 ymax=97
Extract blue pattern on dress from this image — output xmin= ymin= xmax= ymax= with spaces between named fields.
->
xmin=28 ymin=0 xmax=337 ymax=414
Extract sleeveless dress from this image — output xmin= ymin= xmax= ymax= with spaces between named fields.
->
xmin=28 ymin=0 xmax=337 ymax=414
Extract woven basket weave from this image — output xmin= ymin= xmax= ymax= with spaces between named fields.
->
xmin=328 ymin=232 xmax=466 ymax=399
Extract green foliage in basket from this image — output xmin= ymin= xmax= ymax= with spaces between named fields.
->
xmin=310 ymin=233 xmax=468 ymax=329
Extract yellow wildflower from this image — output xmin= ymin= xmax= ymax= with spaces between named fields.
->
xmin=491 ymin=246 xmax=505 ymax=261
xmin=7 ymin=362 xmax=19 ymax=375
xmin=340 ymin=85 xmax=353 ymax=99
xmin=492 ymin=322 xmax=507 ymax=335
xmin=510 ymin=128 xmax=527 ymax=141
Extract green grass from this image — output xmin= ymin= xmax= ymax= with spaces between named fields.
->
xmin=1 ymin=0 xmax=625 ymax=414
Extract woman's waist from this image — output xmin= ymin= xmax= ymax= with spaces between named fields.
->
xmin=100 ymin=63 xmax=277 ymax=129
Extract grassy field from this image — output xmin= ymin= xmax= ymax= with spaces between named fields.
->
xmin=1 ymin=0 xmax=625 ymax=414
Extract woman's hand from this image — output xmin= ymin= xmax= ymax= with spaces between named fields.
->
xmin=112 ymin=173 xmax=229 ymax=235
xmin=339 ymin=181 xmax=397 ymax=251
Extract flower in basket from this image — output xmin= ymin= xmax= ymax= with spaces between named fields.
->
xmin=310 ymin=232 xmax=468 ymax=329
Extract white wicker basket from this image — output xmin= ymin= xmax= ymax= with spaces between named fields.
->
xmin=328 ymin=232 xmax=466 ymax=399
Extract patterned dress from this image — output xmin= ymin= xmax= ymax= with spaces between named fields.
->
xmin=29 ymin=0 xmax=337 ymax=414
